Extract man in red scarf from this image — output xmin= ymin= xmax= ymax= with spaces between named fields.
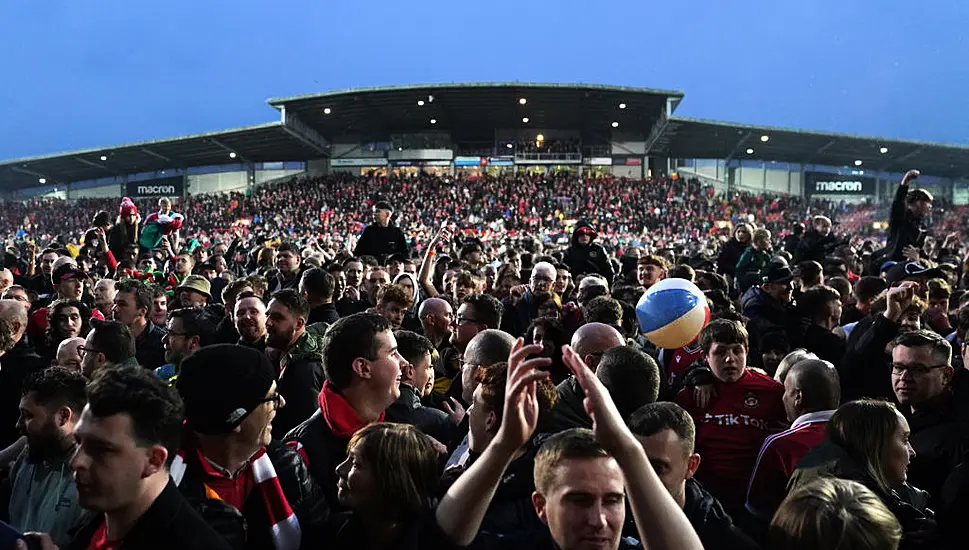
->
xmin=284 ymin=312 xmax=404 ymax=511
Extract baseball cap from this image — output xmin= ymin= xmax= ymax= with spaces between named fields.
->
xmin=51 ymin=263 xmax=87 ymax=285
xmin=885 ymin=261 xmax=944 ymax=285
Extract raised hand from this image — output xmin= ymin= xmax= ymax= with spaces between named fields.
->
xmin=885 ymin=281 xmax=918 ymax=322
xmin=442 ymin=396 xmax=467 ymax=425
xmin=901 ymin=169 xmax=920 ymax=186
xmin=562 ymin=344 xmax=637 ymax=456
xmin=493 ymin=340 xmax=550 ymax=453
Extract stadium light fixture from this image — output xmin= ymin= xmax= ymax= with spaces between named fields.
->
xmin=854 ymin=159 xmax=863 ymax=166
xmin=229 ymin=152 xmax=237 ymax=159
xmin=323 ymin=108 xmax=331 ymax=114
xmin=522 ymin=117 xmax=529 ymax=123
xmin=417 ymin=100 xmax=425 ymax=106
xmin=536 ymin=134 xmax=545 ymax=142
xmin=880 ymin=146 xmax=889 ymax=154
xmin=519 ymin=97 xmax=527 ymax=105
xmin=745 ymin=148 xmax=754 ymax=155
xmin=760 ymin=135 xmax=769 ymax=142
xmin=611 ymin=121 xmax=619 ymax=128
xmin=38 ymin=178 xmax=46 ymax=184
xmin=430 ymin=119 xmax=437 ymax=124
xmin=619 ymin=103 xmax=626 ymax=109
xmin=100 ymin=155 xmax=108 ymax=161
xmin=506 ymin=143 xmax=513 ymax=149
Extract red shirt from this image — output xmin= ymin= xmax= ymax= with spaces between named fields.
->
xmin=195 ymin=448 xmax=257 ymax=510
xmin=675 ymin=369 xmax=786 ymax=510
xmin=86 ymin=521 xmax=118 ymax=550
xmin=745 ymin=410 xmax=833 ymax=519
xmin=661 ymin=340 xmax=704 ymax=387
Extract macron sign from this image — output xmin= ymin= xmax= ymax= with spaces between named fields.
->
xmin=804 ymin=172 xmax=876 ymax=197
xmin=126 ymin=176 xmax=185 ymax=198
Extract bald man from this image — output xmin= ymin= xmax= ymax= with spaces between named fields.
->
xmin=53 ymin=336 xmax=85 ymax=372
xmin=419 ymin=297 xmax=453 ymax=350
xmin=544 ymin=322 xmax=626 ymax=433
xmin=0 ymin=299 xmax=45 ymax=448
xmin=746 ymin=359 xmax=839 ymax=520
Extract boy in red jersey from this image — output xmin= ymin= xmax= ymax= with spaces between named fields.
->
xmin=674 ymin=319 xmax=786 ymax=515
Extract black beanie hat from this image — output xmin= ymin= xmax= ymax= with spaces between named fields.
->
xmin=176 ymin=344 xmax=276 ymax=435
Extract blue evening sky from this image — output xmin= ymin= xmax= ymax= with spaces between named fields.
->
xmin=1 ymin=0 xmax=966 ymax=159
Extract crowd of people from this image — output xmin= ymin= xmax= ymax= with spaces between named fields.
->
xmin=0 ymin=167 xmax=965 ymax=549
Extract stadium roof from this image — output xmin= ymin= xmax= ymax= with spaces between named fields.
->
xmin=653 ymin=117 xmax=969 ymax=179
xmin=0 ymin=122 xmax=323 ymax=189
xmin=267 ymin=82 xmax=684 ymax=140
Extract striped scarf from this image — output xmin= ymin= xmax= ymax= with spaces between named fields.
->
xmin=171 ymin=447 xmax=302 ymax=550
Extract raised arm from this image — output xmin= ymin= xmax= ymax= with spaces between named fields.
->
xmin=891 ymin=169 xmax=919 ymax=227
xmin=418 ymin=226 xmax=451 ymax=298
xmin=563 ymin=345 xmax=705 ymax=550
xmin=435 ymin=340 xmax=550 ymax=546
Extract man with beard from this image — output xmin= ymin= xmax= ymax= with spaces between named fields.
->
xmin=212 ymin=278 xmax=252 ymax=344
xmin=266 ymin=289 xmax=325 ymax=436
xmin=501 ymin=261 xmax=556 ymax=338
xmin=7 ymin=367 xmax=88 ymax=545
xmin=267 ymin=242 xmax=303 ymax=294
xmin=27 ymin=248 xmax=62 ymax=301
xmin=234 ymin=293 xmax=268 ymax=352
xmin=172 ymin=345 xmax=325 ymax=549
xmin=113 ymin=279 xmax=167 ymax=371
xmin=155 ymin=308 xmax=217 ymax=382
xmin=44 ymin=299 xmax=92 ymax=363
xmin=841 ymin=281 xmax=924 ymax=402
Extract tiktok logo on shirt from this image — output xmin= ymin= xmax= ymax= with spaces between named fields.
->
xmin=701 ymin=413 xmax=770 ymax=431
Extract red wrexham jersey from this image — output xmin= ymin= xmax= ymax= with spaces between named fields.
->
xmin=660 ymin=340 xmax=704 ymax=387
xmin=674 ymin=368 xmax=786 ymax=510
xmin=745 ymin=410 xmax=833 ymax=520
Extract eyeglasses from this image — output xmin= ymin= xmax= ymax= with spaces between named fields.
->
xmin=258 ymin=392 xmax=283 ymax=409
xmin=453 ymin=316 xmax=481 ymax=326
xmin=76 ymin=346 xmax=101 ymax=359
xmin=891 ymin=363 xmax=948 ymax=376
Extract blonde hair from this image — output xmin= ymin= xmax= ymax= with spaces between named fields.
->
xmin=774 ymin=349 xmax=819 ymax=383
xmin=753 ymin=228 xmax=772 ymax=242
xmin=347 ymin=423 xmax=439 ymax=519
xmin=770 ymin=478 xmax=901 ymax=550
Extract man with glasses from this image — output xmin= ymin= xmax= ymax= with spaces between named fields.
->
xmin=2 ymin=285 xmax=31 ymax=312
xmin=444 ymin=294 xmax=503 ymax=403
xmin=501 ymin=261 xmax=557 ymax=338
xmin=891 ymin=329 xmax=968 ymax=507
xmin=79 ymin=319 xmax=138 ymax=377
xmin=156 ymin=308 xmax=218 ymax=382
xmin=53 ymin=336 xmax=84 ymax=372
xmin=173 ymin=345 xmax=325 ymax=549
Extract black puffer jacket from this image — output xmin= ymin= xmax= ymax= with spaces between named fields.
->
xmin=839 ymin=313 xmax=898 ymax=402
xmin=175 ymin=440 xmax=327 ymax=550
xmin=284 ymin=409 xmax=350 ymax=512
xmin=274 ymin=326 xmax=327 ymax=437
xmin=386 ymin=383 xmax=452 ymax=443
xmin=885 ymin=183 xmax=927 ymax=262
xmin=718 ymin=238 xmax=749 ymax=277
xmin=562 ymin=221 xmax=614 ymax=280
xmin=683 ymin=479 xmax=760 ymax=550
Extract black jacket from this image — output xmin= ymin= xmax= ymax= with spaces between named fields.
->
xmin=885 ymin=183 xmax=927 ymax=262
xmin=797 ymin=324 xmax=846 ymax=370
xmin=308 ymin=303 xmax=340 ymax=326
xmin=213 ymin=315 xmax=240 ymax=345
xmin=274 ymin=330 xmax=327 ymax=437
xmin=469 ymin=530 xmax=643 ymax=549
xmin=543 ymin=376 xmax=592 ymax=434
xmin=718 ymin=238 xmax=748 ymax=277
xmin=500 ymin=289 xmax=540 ymax=339
xmin=562 ymin=222 xmax=614 ymax=280
xmin=135 ymin=321 xmax=168 ymax=371
xmin=794 ymin=230 xmax=840 ymax=264
xmin=741 ymin=286 xmax=797 ymax=367
xmin=386 ymin=383 xmax=452 ymax=443
xmin=267 ymin=267 xmax=304 ymax=295
xmin=323 ymin=511 xmax=451 ymax=550
xmin=284 ymin=409 xmax=349 ymax=512
xmin=790 ymin=439 xmax=936 ymax=550
xmin=335 ymin=296 xmax=370 ymax=318
xmin=354 ymin=223 xmax=408 ymax=263
xmin=683 ymin=479 xmax=760 ymax=550
xmin=906 ymin=368 xmax=969 ymax=508
xmin=839 ymin=313 xmax=899 ymax=402
xmin=68 ymin=479 xmax=232 ymax=550
xmin=0 ymin=338 xmax=46 ymax=448
xmin=174 ymin=440 xmax=327 ymax=550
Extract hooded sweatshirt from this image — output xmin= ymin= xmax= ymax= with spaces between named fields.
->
xmin=563 ymin=221 xmax=614 ymax=280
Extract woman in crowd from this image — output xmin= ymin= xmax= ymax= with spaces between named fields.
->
xmin=717 ymin=222 xmax=753 ymax=282
xmin=788 ymin=399 xmax=937 ymax=549
xmin=325 ymin=422 xmax=443 ymax=549
xmin=770 ymin=477 xmax=903 ymax=550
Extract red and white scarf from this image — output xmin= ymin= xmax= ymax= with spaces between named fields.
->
xmin=171 ymin=447 xmax=302 ymax=550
